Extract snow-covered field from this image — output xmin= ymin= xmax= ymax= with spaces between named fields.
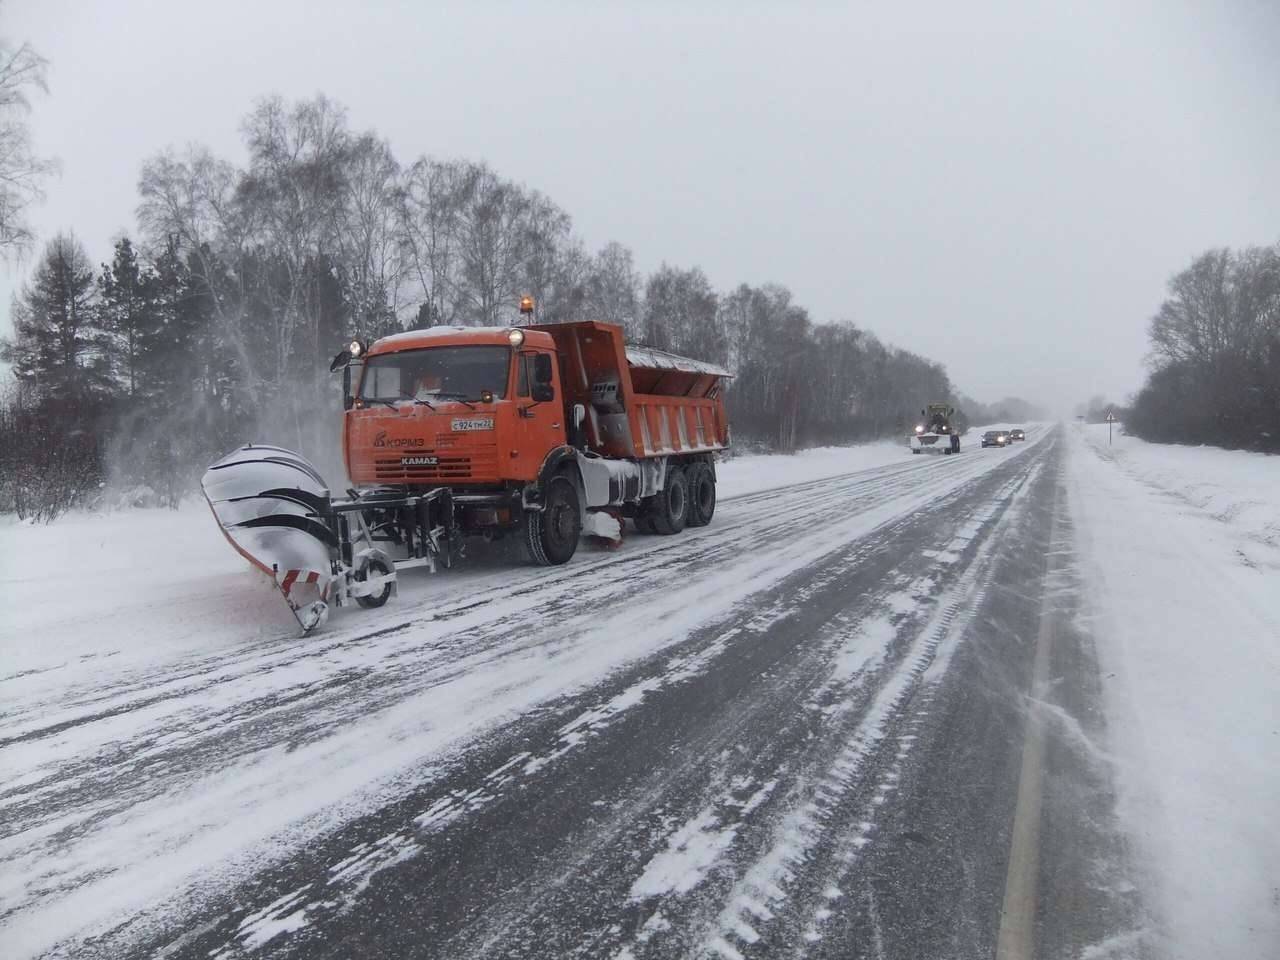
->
xmin=1066 ymin=423 xmax=1280 ymax=959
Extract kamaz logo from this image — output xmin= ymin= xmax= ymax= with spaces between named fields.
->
xmin=373 ymin=431 xmax=424 ymax=449
xmin=402 ymin=456 xmax=439 ymax=467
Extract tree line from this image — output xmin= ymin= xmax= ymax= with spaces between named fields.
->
xmin=1126 ymin=244 xmax=1280 ymax=451
xmin=1 ymin=94 xmax=968 ymax=520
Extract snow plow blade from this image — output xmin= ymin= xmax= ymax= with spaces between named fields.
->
xmin=201 ymin=444 xmax=338 ymax=634
xmin=911 ymin=432 xmax=959 ymax=455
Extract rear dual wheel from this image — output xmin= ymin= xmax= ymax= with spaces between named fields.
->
xmin=650 ymin=465 xmax=688 ymax=535
xmin=686 ymin=462 xmax=716 ymax=527
xmin=637 ymin=461 xmax=716 ymax=534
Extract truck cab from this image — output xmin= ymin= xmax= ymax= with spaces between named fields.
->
xmin=911 ymin=402 xmax=962 ymax=455
xmin=342 ymin=326 xmax=566 ymax=491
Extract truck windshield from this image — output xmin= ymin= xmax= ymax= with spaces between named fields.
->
xmin=360 ymin=345 xmax=510 ymax=402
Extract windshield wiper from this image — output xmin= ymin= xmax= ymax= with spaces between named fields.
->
xmin=400 ymin=391 xmax=436 ymax=410
xmin=430 ymin=391 xmax=477 ymax=409
xmin=362 ymin=397 xmax=397 ymax=409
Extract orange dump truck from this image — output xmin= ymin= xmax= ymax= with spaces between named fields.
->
xmin=201 ymin=316 xmax=732 ymax=632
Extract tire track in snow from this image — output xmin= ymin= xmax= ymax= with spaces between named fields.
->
xmin=152 ymin=507 xmax=936 ymax=959
xmin=602 ymin=460 xmax=1045 ymax=960
xmin=402 ymin=444 xmax=1056 ymax=960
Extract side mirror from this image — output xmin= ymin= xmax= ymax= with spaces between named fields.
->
xmin=330 ymin=349 xmax=352 ymax=373
xmin=532 ymin=381 xmax=555 ymax=403
xmin=343 ymin=367 xmax=354 ymax=410
xmin=920 ymin=409 xmax=926 ymax=417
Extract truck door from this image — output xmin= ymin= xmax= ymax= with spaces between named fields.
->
xmin=511 ymin=350 xmax=567 ymax=481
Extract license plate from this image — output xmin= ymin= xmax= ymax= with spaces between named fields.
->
xmin=402 ymin=456 xmax=439 ymax=466
xmin=451 ymin=417 xmax=494 ymax=432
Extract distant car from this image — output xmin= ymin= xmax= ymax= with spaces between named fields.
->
xmin=981 ymin=430 xmax=1008 ymax=448
xmin=1009 ymin=428 xmax=1026 ymax=441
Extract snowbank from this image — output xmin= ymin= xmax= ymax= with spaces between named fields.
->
xmin=1066 ymin=423 xmax=1280 ymax=958
xmin=1079 ymin=422 xmax=1280 ymax=565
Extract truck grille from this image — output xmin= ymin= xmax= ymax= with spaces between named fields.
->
xmin=371 ymin=446 xmax=499 ymax=484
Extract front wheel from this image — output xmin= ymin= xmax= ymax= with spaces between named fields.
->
xmin=525 ymin=474 xmax=581 ymax=566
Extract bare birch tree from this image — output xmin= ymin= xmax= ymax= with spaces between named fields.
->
xmin=0 ymin=29 xmax=54 ymax=257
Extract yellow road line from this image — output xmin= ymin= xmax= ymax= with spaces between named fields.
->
xmin=995 ymin=479 xmax=1060 ymax=960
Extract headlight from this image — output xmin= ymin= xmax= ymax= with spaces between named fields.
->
xmin=348 ymin=338 xmax=365 ymax=358
xmin=507 ymin=328 xmax=525 ymax=347
xmin=915 ymin=425 xmax=924 ymax=433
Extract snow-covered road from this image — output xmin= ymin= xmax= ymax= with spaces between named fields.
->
xmin=2 ymin=423 xmax=1272 ymax=959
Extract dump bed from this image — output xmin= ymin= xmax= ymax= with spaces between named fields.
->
xmin=530 ymin=321 xmax=730 ymax=460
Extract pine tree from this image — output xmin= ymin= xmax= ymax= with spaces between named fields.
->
xmin=149 ymin=236 xmax=229 ymax=400
xmin=1 ymin=233 xmax=109 ymax=400
xmin=98 ymin=236 xmax=161 ymax=400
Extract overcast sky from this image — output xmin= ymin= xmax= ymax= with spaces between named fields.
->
xmin=4 ymin=0 xmax=1279 ymax=414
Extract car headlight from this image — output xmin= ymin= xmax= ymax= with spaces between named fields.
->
xmin=915 ymin=425 xmax=924 ymax=433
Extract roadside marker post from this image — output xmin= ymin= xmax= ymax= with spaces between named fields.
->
xmin=1106 ymin=409 xmax=1117 ymax=446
